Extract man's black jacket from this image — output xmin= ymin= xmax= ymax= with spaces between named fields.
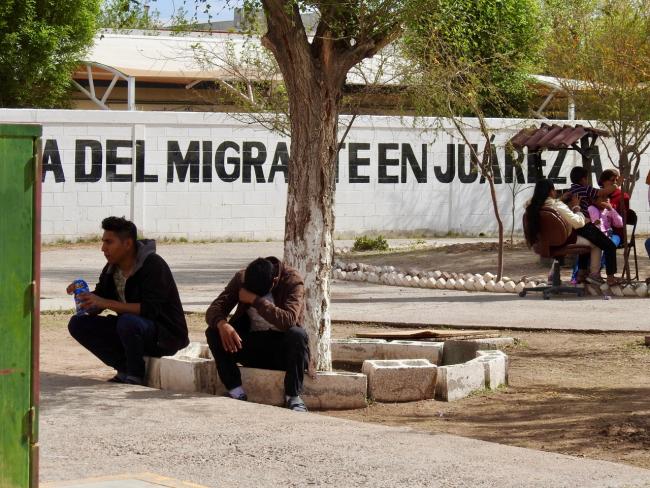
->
xmin=93 ymin=239 xmax=189 ymax=352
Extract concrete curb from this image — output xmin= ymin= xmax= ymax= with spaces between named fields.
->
xmin=149 ymin=340 xmax=511 ymax=406
xmin=333 ymin=262 xmax=650 ymax=298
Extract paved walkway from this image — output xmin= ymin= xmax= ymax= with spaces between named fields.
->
xmin=40 ymin=373 xmax=650 ymax=488
xmin=42 ymin=240 xmax=650 ymax=332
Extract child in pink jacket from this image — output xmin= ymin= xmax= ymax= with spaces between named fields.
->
xmin=589 ymin=197 xmax=623 ymax=270
xmin=588 ymin=197 xmax=623 ymax=244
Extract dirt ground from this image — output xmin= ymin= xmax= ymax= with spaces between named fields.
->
xmin=41 ymin=312 xmax=650 ymax=470
xmin=343 ymin=240 xmax=650 ymax=282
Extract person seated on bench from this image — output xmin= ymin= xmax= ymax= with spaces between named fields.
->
xmin=525 ymin=179 xmax=607 ymax=285
xmin=567 ymin=168 xmax=621 ymax=285
xmin=67 ymin=217 xmax=189 ymax=385
xmin=205 ymin=257 xmax=309 ymax=412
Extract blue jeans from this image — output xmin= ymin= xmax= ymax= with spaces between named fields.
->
xmin=645 ymin=237 xmax=650 ymax=258
xmin=68 ymin=313 xmax=173 ymax=379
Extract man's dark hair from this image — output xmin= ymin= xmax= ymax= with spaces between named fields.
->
xmin=102 ymin=216 xmax=137 ymax=245
xmin=570 ymin=166 xmax=589 ymax=185
xmin=244 ymin=258 xmax=275 ymax=296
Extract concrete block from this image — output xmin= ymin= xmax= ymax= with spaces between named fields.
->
xmin=475 ymin=350 xmax=508 ymax=388
xmin=303 ymin=371 xmax=368 ymax=410
xmin=173 ymin=341 xmax=210 ymax=359
xmin=446 ymin=278 xmax=456 ymax=290
xmin=504 ymin=281 xmax=516 ymax=293
xmin=144 ymin=356 xmax=162 ymax=389
xmin=425 ymin=277 xmax=437 ymax=289
xmin=515 ymin=282 xmax=525 ymax=293
xmin=332 ymin=338 xmax=387 ymax=363
xmin=435 ymin=278 xmax=446 ymax=289
xmin=455 ymin=279 xmax=466 ymax=291
xmin=635 ymin=283 xmax=648 ymax=297
xmin=464 ymin=279 xmax=476 ymax=291
xmin=160 ymin=356 xmax=219 ymax=394
xmin=362 ymin=359 xmax=437 ymax=402
xmin=495 ymin=281 xmax=506 ymax=293
xmin=474 ymin=279 xmax=486 ymax=291
xmin=435 ymin=359 xmax=486 ymax=401
xmin=332 ymin=339 xmax=443 ymax=365
xmin=379 ymin=341 xmax=443 ymax=365
xmin=239 ymin=367 xmax=285 ymax=406
xmin=442 ymin=338 xmax=515 ymax=365
xmin=485 ymin=280 xmax=496 ymax=292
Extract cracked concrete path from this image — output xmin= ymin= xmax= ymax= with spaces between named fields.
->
xmin=40 ymin=373 xmax=650 ymax=488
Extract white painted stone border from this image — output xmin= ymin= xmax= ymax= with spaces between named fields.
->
xmin=332 ymin=261 xmax=650 ymax=298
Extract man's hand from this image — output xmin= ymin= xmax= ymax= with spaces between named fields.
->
xmin=601 ymin=201 xmax=613 ymax=211
xmin=78 ymin=292 xmax=108 ymax=312
xmin=217 ymin=321 xmax=242 ymax=354
xmin=239 ymin=288 xmax=258 ymax=305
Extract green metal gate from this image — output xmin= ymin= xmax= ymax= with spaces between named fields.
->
xmin=0 ymin=124 xmax=42 ymax=488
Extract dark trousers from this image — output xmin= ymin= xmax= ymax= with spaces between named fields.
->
xmin=576 ymin=223 xmax=617 ymax=276
xmin=205 ymin=324 xmax=309 ymax=397
xmin=68 ymin=313 xmax=173 ymax=379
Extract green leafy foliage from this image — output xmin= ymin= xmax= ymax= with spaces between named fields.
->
xmin=0 ymin=0 xmax=101 ymax=108
xmin=402 ymin=0 xmax=544 ymax=116
xmin=544 ymin=0 xmax=650 ymax=196
xmin=353 ymin=235 xmax=390 ymax=252
xmin=98 ymin=0 xmax=162 ymax=29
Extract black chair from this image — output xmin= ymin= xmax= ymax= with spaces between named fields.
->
xmin=617 ymin=208 xmax=638 ymax=281
xmin=520 ymin=207 xmax=592 ymax=300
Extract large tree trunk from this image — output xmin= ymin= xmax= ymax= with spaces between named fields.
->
xmin=283 ymin=83 xmax=339 ymax=372
xmin=259 ymin=0 xmax=393 ymax=371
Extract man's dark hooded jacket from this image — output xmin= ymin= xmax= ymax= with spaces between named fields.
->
xmin=92 ymin=239 xmax=189 ymax=352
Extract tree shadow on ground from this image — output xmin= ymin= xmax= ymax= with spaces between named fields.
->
xmin=40 ymin=372 xmax=216 ymax=412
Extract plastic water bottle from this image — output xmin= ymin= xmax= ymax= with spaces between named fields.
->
xmin=73 ymin=279 xmax=90 ymax=316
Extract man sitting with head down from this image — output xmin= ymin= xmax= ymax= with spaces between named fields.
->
xmin=205 ymin=257 xmax=309 ymax=412
xmin=67 ymin=216 xmax=189 ymax=385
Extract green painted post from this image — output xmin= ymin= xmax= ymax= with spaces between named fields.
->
xmin=0 ymin=124 xmax=42 ymax=488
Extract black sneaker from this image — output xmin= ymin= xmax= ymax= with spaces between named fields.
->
xmin=108 ymin=373 xmax=127 ymax=383
xmin=286 ymin=396 xmax=308 ymax=412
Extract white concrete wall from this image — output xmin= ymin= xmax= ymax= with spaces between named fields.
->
xmin=1 ymin=109 xmax=648 ymax=242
